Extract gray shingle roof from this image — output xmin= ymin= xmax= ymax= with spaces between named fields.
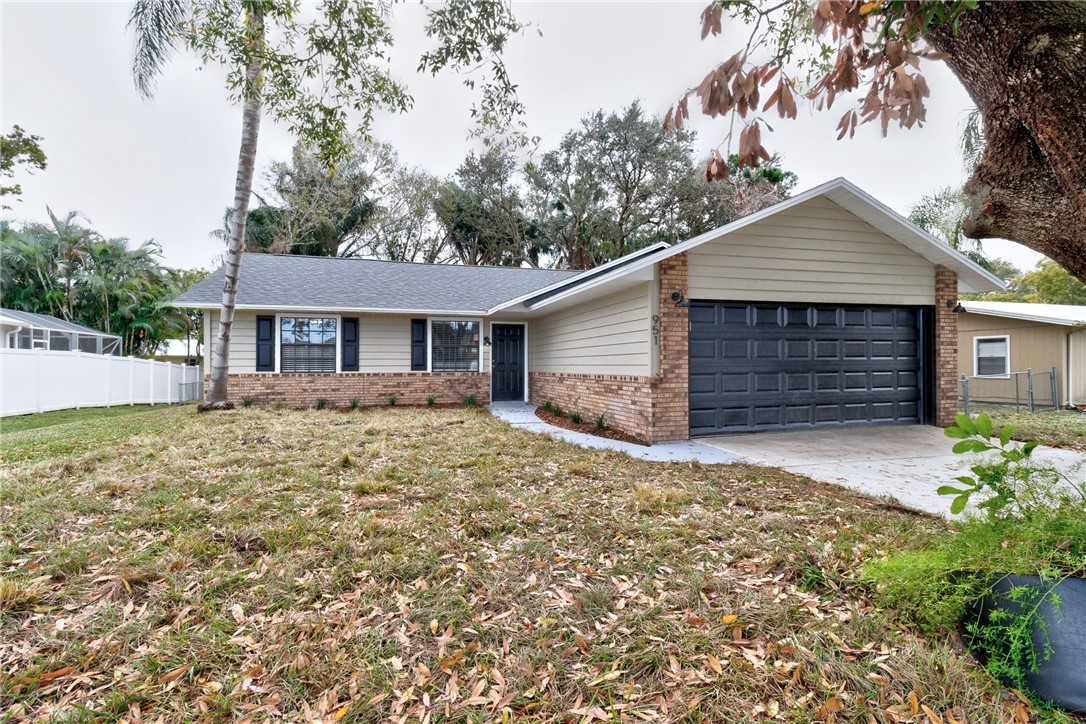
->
xmin=173 ymin=253 xmax=582 ymax=313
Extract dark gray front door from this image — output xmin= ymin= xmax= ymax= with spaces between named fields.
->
xmin=491 ymin=324 xmax=525 ymax=402
xmin=689 ymin=302 xmax=923 ymax=435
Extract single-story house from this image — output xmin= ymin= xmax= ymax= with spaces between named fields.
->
xmin=958 ymin=301 xmax=1086 ymax=408
xmin=173 ymin=177 xmax=1003 ymax=443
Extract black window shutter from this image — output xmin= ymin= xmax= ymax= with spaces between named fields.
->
xmin=341 ymin=317 xmax=359 ymax=372
xmin=410 ymin=319 xmax=427 ymax=371
xmin=256 ymin=315 xmax=275 ymax=371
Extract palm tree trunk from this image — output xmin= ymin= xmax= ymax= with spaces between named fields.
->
xmin=203 ymin=8 xmax=264 ymax=409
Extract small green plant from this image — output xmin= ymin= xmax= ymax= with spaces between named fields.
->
xmin=570 ymin=411 xmax=582 ymax=424
xmin=938 ymin=413 xmax=1052 ymax=517
xmin=240 ymin=397 xmax=255 ymax=408
xmin=463 ymin=394 xmax=477 ymax=407
xmin=543 ymin=400 xmax=554 ymax=413
xmin=595 ymin=413 xmax=606 ymax=430
xmin=348 ymin=397 xmax=360 ymax=411
xmin=426 ymin=395 xmax=436 ymax=406
xmin=552 ymin=404 xmax=564 ymax=417
xmin=388 ymin=395 xmax=397 ymax=407
xmin=314 ymin=398 xmax=328 ymax=410
xmin=271 ymin=400 xmax=285 ymax=411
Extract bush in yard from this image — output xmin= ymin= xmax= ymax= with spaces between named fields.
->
xmin=388 ymin=396 xmax=397 ymax=407
xmin=463 ymin=395 xmax=477 ymax=407
xmin=865 ymin=413 xmax=1086 ymax=705
xmin=426 ymin=395 xmax=436 ymax=406
xmin=595 ymin=413 xmax=606 ymax=430
xmin=314 ymin=398 xmax=328 ymax=410
xmin=570 ymin=411 xmax=582 ymax=424
xmin=349 ymin=397 xmax=360 ymax=410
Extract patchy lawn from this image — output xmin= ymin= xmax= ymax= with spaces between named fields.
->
xmin=985 ymin=409 xmax=1086 ymax=452
xmin=1 ymin=407 xmax=1025 ymax=722
xmin=1 ymin=405 xmax=167 ymax=435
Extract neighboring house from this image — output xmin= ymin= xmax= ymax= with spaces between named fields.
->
xmin=173 ymin=177 xmax=1003 ymax=443
xmin=958 ymin=301 xmax=1086 ymax=408
xmin=0 ymin=308 xmax=121 ymax=355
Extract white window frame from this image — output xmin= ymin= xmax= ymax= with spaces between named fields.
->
xmin=426 ymin=317 xmax=483 ymax=373
xmin=973 ymin=334 xmax=1010 ymax=378
xmin=486 ymin=320 xmax=528 ymax=402
xmin=275 ymin=313 xmax=342 ymax=374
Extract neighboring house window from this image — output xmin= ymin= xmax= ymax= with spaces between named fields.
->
xmin=975 ymin=336 xmax=1009 ymax=377
xmin=430 ymin=320 xmax=480 ymax=371
xmin=280 ymin=317 xmax=337 ymax=373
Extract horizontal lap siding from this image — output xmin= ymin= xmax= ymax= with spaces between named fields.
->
xmin=1072 ymin=331 xmax=1086 ymax=405
xmin=530 ymin=282 xmax=651 ymax=375
xmin=688 ymin=197 xmax=936 ymax=305
xmin=208 ymin=310 xmax=258 ymax=373
xmin=359 ymin=315 xmax=412 ymax=372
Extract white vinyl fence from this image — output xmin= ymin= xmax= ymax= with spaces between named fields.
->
xmin=0 ymin=348 xmax=201 ymax=417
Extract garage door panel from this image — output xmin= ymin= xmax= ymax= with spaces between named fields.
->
xmin=689 ymin=301 xmax=923 ymax=435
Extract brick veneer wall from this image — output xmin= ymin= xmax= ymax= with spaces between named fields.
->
xmin=934 ymin=265 xmax=959 ymax=427
xmin=650 ymin=253 xmax=690 ymax=442
xmin=529 ymin=372 xmax=654 ymax=443
xmin=214 ymin=372 xmax=489 ymax=408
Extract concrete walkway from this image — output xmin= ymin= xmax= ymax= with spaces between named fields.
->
xmin=489 ymin=402 xmax=747 ymax=464
xmin=492 ymin=404 xmax=1086 ymax=516
xmin=698 ymin=425 xmax=1086 ymax=516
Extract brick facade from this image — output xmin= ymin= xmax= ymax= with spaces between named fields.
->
xmin=529 ymin=372 xmax=655 ymax=443
xmin=649 ymin=253 xmax=690 ymax=442
xmin=934 ymin=265 xmax=959 ymax=427
xmin=216 ymin=372 xmax=489 ymax=408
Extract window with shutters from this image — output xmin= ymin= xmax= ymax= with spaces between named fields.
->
xmin=280 ymin=317 xmax=337 ymax=373
xmin=430 ymin=320 xmax=480 ymax=372
xmin=974 ymin=336 xmax=1009 ymax=377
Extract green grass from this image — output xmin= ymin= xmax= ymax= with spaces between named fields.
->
xmin=981 ymin=408 xmax=1086 ymax=451
xmin=0 ymin=406 xmax=1022 ymax=722
xmin=0 ymin=404 xmax=169 ymax=435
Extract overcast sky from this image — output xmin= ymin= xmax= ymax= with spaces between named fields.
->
xmin=2 ymin=0 xmax=1042 ymax=273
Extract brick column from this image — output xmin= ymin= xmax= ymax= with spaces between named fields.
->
xmin=651 ymin=253 xmax=690 ymax=442
xmin=934 ymin=265 xmax=959 ymax=427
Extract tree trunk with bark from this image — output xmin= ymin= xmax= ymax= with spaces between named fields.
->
xmin=201 ymin=9 xmax=264 ymax=411
xmin=924 ymin=1 xmax=1086 ymax=282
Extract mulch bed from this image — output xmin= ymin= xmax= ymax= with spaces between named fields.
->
xmin=535 ymin=407 xmax=647 ymax=446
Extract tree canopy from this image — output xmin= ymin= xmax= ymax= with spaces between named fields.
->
xmin=244 ymin=102 xmax=798 ymax=270
xmin=1 ymin=210 xmax=199 ymax=356
xmin=0 ymin=125 xmax=47 ymax=206
xmin=968 ymin=260 xmax=1086 ymax=306
xmin=670 ymin=1 xmax=1086 ymax=281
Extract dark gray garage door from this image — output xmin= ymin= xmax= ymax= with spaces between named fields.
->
xmin=689 ymin=302 xmax=923 ymax=435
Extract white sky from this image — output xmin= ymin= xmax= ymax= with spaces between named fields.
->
xmin=1 ymin=0 xmax=1042 ymax=273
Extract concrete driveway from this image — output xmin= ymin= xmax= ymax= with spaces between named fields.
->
xmin=697 ymin=425 xmax=1086 ymax=516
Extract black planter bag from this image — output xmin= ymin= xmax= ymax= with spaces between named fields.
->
xmin=964 ymin=574 xmax=1086 ymax=713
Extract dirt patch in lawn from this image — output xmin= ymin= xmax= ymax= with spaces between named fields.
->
xmin=535 ymin=407 xmax=647 ymax=445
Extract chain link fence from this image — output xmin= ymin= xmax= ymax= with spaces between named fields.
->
xmin=959 ymin=367 xmax=1059 ymax=415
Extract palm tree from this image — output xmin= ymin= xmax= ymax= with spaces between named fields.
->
xmin=130 ymin=0 xmax=263 ymax=409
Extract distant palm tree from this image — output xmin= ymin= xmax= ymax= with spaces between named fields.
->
xmin=129 ymin=0 xmax=263 ymax=409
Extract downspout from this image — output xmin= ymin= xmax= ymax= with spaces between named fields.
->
xmin=1070 ymin=329 xmax=1076 ymax=408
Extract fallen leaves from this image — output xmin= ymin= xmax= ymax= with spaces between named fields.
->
xmin=0 ymin=406 xmax=1023 ymax=722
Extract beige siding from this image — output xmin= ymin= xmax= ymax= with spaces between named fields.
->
xmin=207 ymin=310 xmax=258 ymax=373
xmin=1071 ymin=330 xmax=1086 ymax=405
xmin=530 ymin=282 xmax=651 ymax=375
xmin=687 ymin=196 xmax=936 ymax=305
xmin=358 ymin=315 xmax=412 ymax=372
xmin=958 ymin=313 xmax=1071 ymax=403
